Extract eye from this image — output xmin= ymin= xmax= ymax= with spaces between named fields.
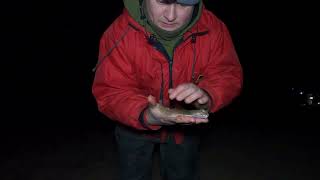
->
xmin=157 ymin=0 xmax=167 ymax=4
xmin=177 ymin=3 xmax=193 ymax=8
xmin=177 ymin=3 xmax=188 ymax=7
xmin=157 ymin=0 xmax=174 ymax=4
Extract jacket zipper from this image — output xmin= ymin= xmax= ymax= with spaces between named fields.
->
xmin=153 ymin=38 xmax=184 ymax=105
xmin=151 ymin=36 xmax=197 ymax=142
xmin=153 ymin=42 xmax=175 ymax=141
xmin=153 ymin=42 xmax=173 ymax=105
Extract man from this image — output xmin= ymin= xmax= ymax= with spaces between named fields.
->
xmin=92 ymin=0 xmax=243 ymax=179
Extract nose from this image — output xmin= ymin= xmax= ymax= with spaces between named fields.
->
xmin=164 ymin=4 xmax=177 ymax=22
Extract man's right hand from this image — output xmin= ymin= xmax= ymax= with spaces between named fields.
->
xmin=146 ymin=95 xmax=209 ymax=126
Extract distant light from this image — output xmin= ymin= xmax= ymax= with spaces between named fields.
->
xmin=299 ymin=91 xmax=304 ymax=95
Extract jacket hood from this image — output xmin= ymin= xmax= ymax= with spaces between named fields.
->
xmin=123 ymin=0 xmax=145 ymax=25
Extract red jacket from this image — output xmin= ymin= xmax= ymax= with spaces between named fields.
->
xmin=92 ymin=6 xmax=243 ymax=144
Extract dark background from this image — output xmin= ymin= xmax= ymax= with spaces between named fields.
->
xmin=2 ymin=0 xmax=319 ymax=179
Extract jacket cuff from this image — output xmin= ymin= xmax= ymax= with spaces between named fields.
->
xmin=139 ymin=108 xmax=161 ymax=130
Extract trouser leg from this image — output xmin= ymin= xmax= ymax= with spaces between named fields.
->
xmin=114 ymin=126 xmax=156 ymax=180
xmin=160 ymin=134 xmax=200 ymax=180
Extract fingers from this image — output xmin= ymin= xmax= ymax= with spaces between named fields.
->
xmin=169 ymin=84 xmax=190 ymax=100
xmin=176 ymin=115 xmax=208 ymax=125
xmin=169 ymin=83 xmax=197 ymax=102
xmin=169 ymin=83 xmax=209 ymax=104
xmin=176 ymin=88 xmax=197 ymax=102
xmin=184 ymin=89 xmax=205 ymax=104
xmin=159 ymin=118 xmax=176 ymax=125
xmin=197 ymin=95 xmax=209 ymax=104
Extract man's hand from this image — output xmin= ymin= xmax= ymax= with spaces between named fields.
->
xmin=146 ymin=95 xmax=209 ymax=126
xmin=168 ymin=83 xmax=211 ymax=109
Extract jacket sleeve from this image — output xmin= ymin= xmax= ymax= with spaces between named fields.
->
xmin=198 ymin=22 xmax=243 ymax=113
xmin=92 ymin=28 xmax=161 ymax=130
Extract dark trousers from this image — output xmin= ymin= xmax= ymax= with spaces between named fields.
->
xmin=114 ymin=125 xmax=200 ymax=180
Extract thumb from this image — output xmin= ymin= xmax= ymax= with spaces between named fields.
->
xmin=147 ymin=95 xmax=157 ymax=106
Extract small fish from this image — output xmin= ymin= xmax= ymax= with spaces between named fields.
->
xmin=150 ymin=103 xmax=209 ymax=119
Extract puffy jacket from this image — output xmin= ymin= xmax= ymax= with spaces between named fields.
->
xmin=92 ymin=5 xmax=243 ymax=144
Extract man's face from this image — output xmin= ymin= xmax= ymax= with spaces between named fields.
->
xmin=146 ymin=0 xmax=194 ymax=31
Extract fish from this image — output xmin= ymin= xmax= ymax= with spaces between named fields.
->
xmin=150 ymin=103 xmax=209 ymax=119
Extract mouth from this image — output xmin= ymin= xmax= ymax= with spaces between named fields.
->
xmin=160 ymin=22 xmax=177 ymax=28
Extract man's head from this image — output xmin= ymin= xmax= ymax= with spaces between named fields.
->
xmin=145 ymin=0 xmax=200 ymax=31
